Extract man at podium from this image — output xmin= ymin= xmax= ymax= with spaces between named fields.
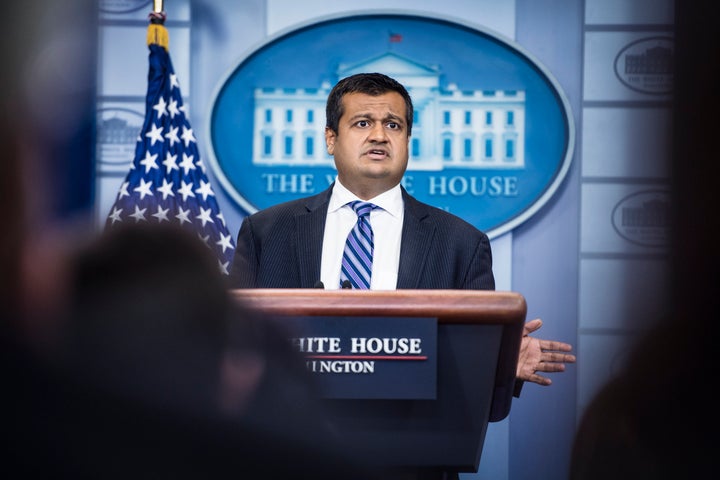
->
xmin=228 ymin=72 xmax=574 ymax=389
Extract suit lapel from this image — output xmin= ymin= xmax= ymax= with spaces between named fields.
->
xmin=397 ymin=190 xmax=435 ymax=289
xmin=296 ymin=187 xmax=331 ymax=287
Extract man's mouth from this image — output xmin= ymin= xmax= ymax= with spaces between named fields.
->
xmin=366 ymin=148 xmax=388 ymax=159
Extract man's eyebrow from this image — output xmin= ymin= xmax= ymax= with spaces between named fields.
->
xmin=347 ymin=112 xmax=404 ymax=120
xmin=347 ymin=112 xmax=371 ymax=121
xmin=385 ymin=113 xmax=405 ymax=124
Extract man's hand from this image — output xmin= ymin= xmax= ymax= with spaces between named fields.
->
xmin=516 ymin=318 xmax=576 ymax=386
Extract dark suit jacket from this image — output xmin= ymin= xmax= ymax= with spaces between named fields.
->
xmin=227 ymin=184 xmax=522 ymax=399
xmin=228 ymin=185 xmax=495 ymax=290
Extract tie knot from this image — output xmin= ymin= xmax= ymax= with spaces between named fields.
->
xmin=349 ymin=201 xmax=376 ymax=218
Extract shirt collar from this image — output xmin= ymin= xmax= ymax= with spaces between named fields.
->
xmin=330 ymin=179 xmax=404 ymax=218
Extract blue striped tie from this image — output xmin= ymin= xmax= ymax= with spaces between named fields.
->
xmin=340 ymin=201 xmax=377 ymax=289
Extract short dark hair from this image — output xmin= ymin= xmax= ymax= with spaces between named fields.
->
xmin=325 ymin=72 xmax=413 ymax=136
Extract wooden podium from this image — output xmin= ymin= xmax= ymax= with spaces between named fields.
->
xmin=231 ymin=289 xmax=526 ymax=475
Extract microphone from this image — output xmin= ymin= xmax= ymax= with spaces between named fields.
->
xmin=313 ymin=280 xmax=325 ymax=289
xmin=341 ymin=280 xmax=352 ymax=289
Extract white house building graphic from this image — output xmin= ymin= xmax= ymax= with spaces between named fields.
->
xmin=252 ymin=52 xmax=526 ymax=171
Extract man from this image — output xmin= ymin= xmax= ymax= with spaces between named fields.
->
xmin=228 ymin=72 xmax=574 ymax=388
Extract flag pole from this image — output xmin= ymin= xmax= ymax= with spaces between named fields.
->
xmin=152 ymin=0 xmax=164 ymax=15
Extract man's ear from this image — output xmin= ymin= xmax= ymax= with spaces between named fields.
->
xmin=324 ymin=127 xmax=336 ymax=154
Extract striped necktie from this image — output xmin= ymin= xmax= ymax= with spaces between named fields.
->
xmin=339 ymin=201 xmax=377 ymax=289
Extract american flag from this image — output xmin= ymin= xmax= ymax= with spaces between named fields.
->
xmin=105 ymin=22 xmax=235 ymax=274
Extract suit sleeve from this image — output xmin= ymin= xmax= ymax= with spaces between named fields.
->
xmin=227 ymin=216 xmax=257 ymax=288
xmin=463 ymin=230 xmax=527 ymax=396
xmin=463 ymin=231 xmax=495 ymax=290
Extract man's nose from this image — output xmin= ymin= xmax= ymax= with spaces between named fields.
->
xmin=368 ymin=123 xmax=388 ymax=141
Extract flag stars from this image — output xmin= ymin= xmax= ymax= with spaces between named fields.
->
xmin=195 ymin=180 xmax=215 ymax=200
xmin=198 ymin=233 xmax=210 ymax=246
xmin=118 ymin=181 xmax=130 ymax=199
xmin=146 ymin=122 xmax=164 ymax=146
xmin=152 ymin=95 xmax=167 ymax=119
xmin=162 ymin=151 xmax=179 ymax=173
xmin=157 ymin=178 xmax=175 ymax=199
xmin=176 ymin=207 xmax=191 ymax=225
xmin=134 ymin=178 xmax=153 ymax=199
xmin=177 ymin=181 xmax=196 ymax=201
xmin=218 ymin=260 xmax=230 ymax=276
xmin=165 ymin=125 xmax=180 ymax=147
xmin=139 ymin=150 xmax=159 ymax=173
xmin=167 ymin=98 xmax=180 ymax=118
xmin=129 ymin=205 xmax=148 ymax=222
xmin=217 ymin=232 xmax=234 ymax=253
xmin=152 ymin=205 xmax=170 ymax=222
xmin=196 ymin=207 xmax=214 ymax=227
xmin=181 ymin=125 xmax=196 ymax=147
xmin=108 ymin=207 xmax=123 ymax=224
xmin=170 ymin=73 xmax=180 ymax=89
xmin=179 ymin=153 xmax=196 ymax=175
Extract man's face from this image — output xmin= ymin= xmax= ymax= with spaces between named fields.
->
xmin=325 ymin=91 xmax=410 ymax=199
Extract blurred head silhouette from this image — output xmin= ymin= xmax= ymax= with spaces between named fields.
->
xmin=1 ymin=0 xmax=97 ymax=350
xmin=65 ymin=222 xmax=232 ymax=414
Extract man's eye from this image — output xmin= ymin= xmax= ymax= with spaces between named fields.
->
xmin=387 ymin=122 xmax=399 ymax=129
xmin=357 ymin=120 xmax=369 ymax=127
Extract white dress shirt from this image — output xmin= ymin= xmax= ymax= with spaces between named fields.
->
xmin=320 ymin=180 xmax=404 ymax=290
